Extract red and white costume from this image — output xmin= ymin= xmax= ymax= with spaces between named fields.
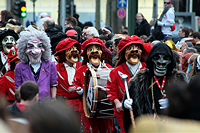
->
xmin=56 ymin=62 xmax=81 ymax=111
xmin=106 ymin=62 xmax=146 ymax=132
xmin=0 ymin=70 xmax=15 ymax=105
xmin=72 ymin=38 xmax=114 ymax=133
xmin=106 ymin=35 xmax=152 ymax=133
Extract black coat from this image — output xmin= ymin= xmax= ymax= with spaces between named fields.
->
xmin=45 ymin=25 xmax=67 ymax=54
xmin=134 ymin=19 xmax=150 ymax=37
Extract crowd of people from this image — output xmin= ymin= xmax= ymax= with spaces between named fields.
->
xmin=0 ymin=0 xmax=200 ymax=132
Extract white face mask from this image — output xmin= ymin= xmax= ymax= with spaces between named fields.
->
xmin=26 ymin=38 xmax=45 ymax=64
xmin=2 ymin=35 xmax=16 ymax=54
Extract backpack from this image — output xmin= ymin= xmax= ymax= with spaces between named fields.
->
xmin=152 ymin=21 xmax=163 ymax=40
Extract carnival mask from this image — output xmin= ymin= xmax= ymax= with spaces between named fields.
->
xmin=152 ymin=54 xmax=171 ymax=76
xmin=26 ymin=38 xmax=45 ymax=64
xmin=2 ymin=35 xmax=16 ymax=54
xmin=87 ymin=44 xmax=102 ymax=66
xmin=125 ymin=44 xmax=142 ymax=65
xmin=65 ymin=45 xmax=80 ymax=64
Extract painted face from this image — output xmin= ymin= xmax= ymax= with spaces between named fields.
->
xmin=2 ymin=35 xmax=16 ymax=54
xmin=65 ymin=44 xmax=80 ymax=64
xmin=25 ymin=38 xmax=44 ymax=64
xmin=86 ymin=44 xmax=102 ymax=66
xmin=125 ymin=44 xmax=142 ymax=65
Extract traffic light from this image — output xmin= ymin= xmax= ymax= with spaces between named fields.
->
xmin=14 ymin=1 xmax=21 ymax=17
xmin=66 ymin=5 xmax=71 ymax=17
xmin=66 ymin=4 xmax=76 ymax=17
xmin=14 ymin=0 xmax=27 ymax=18
xmin=20 ymin=0 xmax=27 ymax=18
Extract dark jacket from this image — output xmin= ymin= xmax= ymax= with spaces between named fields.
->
xmin=6 ymin=102 xmax=23 ymax=117
xmin=134 ymin=19 xmax=150 ymax=37
xmin=45 ymin=25 xmax=67 ymax=54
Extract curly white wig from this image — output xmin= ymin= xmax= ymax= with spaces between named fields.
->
xmin=17 ymin=30 xmax=51 ymax=63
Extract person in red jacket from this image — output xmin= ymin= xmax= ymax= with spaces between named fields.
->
xmin=71 ymin=38 xmax=113 ymax=133
xmin=55 ymin=38 xmax=81 ymax=123
xmin=0 ymin=46 xmax=20 ymax=106
xmin=106 ymin=35 xmax=152 ymax=133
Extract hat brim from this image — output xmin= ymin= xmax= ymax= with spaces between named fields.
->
xmin=118 ymin=41 xmax=143 ymax=54
xmin=55 ymin=42 xmax=81 ymax=56
xmin=80 ymin=42 xmax=103 ymax=56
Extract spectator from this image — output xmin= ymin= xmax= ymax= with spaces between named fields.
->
xmin=102 ymin=26 xmax=114 ymax=40
xmin=84 ymin=27 xmax=99 ymax=40
xmin=73 ymin=13 xmax=84 ymax=30
xmin=157 ymin=0 xmax=175 ymax=40
xmin=176 ymin=27 xmax=195 ymax=49
xmin=188 ymin=28 xmax=194 ymax=37
xmin=105 ymin=40 xmax=113 ymax=52
xmin=6 ymin=80 xmax=39 ymax=118
xmin=134 ymin=13 xmax=150 ymax=37
xmin=99 ymin=35 xmax=109 ymax=43
xmin=111 ymin=36 xmax=123 ymax=67
xmin=83 ymin=21 xmax=93 ymax=27
xmin=192 ymin=32 xmax=200 ymax=44
xmin=44 ymin=18 xmax=67 ymax=55
xmin=66 ymin=29 xmax=78 ymax=41
xmin=38 ymin=12 xmax=49 ymax=31
xmin=25 ymin=101 xmax=79 ymax=133
xmin=64 ymin=16 xmax=77 ymax=32
xmin=140 ymin=35 xmax=149 ymax=43
xmin=0 ymin=10 xmax=13 ymax=27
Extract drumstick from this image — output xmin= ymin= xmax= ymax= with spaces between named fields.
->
xmin=121 ymin=74 xmax=136 ymax=128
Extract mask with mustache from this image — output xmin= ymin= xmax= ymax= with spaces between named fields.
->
xmin=66 ymin=45 xmax=80 ymax=64
xmin=2 ymin=35 xmax=16 ymax=54
xmin=125 ymin=44 xmax=142 ymax=65
xmin=87 ymin=44 xmax=102 ymax=66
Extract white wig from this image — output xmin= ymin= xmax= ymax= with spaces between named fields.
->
xmin=87 ymin=27 xmax=99 ymax=37
xmin=17 ymin=30 xmax=51 ymax=63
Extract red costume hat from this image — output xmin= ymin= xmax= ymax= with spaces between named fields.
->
xmin=55 ymin=38 xmax=81 ymax=56
xmin=81 ymin=38 xmax=105 ymax=55
xmin=8 ymin=46 xmax=18 ymax=63
xmin=118 ymin=35 xmax=152 ymax=57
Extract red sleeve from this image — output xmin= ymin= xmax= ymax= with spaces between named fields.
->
xmin=72 ymin=66 xmax=85 ymax=89
xmin=106 ymin=69 xmax=118 ymax=103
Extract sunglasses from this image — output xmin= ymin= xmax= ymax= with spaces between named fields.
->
xmin=164 ymin=2 xmax=170 ymax=4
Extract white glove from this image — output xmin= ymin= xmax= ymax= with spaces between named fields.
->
xmin=159 ymin=98 xmax=168 ymax=109
xmin=157 ymin=21 xmax=164 ymax=26
xmin=124 ymin=99 xmax=133 ymax=109
xmin=76 ymin=87 xmax=83 ymax=95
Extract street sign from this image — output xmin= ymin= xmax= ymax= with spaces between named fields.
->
xmin=118 ymin=0 xmax=127 ymax=8
xmin=117 ymin=8 xmax=126 ymax=19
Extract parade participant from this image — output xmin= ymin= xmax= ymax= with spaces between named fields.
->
xmin=123 ymin=43 xmax=187 ymax=132
xmin=0 ymin=29 xmax=18 ymax=75
xmin=106 ymin=35 xmax=152 ymax=133
xmin=15 ymin=31 xmax=58 ymax=101
xmin=71 ymin=38 xmax=113 ymax=133
xmin=0 ymin=46 xmax=20 ymax=105
xmin=55 ymin=38 xmax=81 ymax=123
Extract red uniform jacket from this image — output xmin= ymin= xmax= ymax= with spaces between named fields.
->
xmin=106 ymin=62 xmax=146 ymax=117
xmin=56 ymin=62 xmax=81 ymax=111
xmin=72 ymin=63 xmax=112 ymax=112
xmin=0 ymin=70 xmax=15 ymax=105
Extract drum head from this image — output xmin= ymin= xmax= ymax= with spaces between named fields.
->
xmin=83 ymin=68 xmax=97 ymax=118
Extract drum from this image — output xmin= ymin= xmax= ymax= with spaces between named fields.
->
xmin=83 ymin=68 xmax=114 ymax=118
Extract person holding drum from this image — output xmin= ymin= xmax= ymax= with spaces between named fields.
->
xmin=71 ymin=38 xmax=113 ymax=133
xmin=54 ymin=38 xmax=82 ymax=125
xmin=106 ymin=35 xmax=152 ymax=133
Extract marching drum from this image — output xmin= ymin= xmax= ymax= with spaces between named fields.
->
xmin=83 ymin=68 xmax=114 ymax=118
